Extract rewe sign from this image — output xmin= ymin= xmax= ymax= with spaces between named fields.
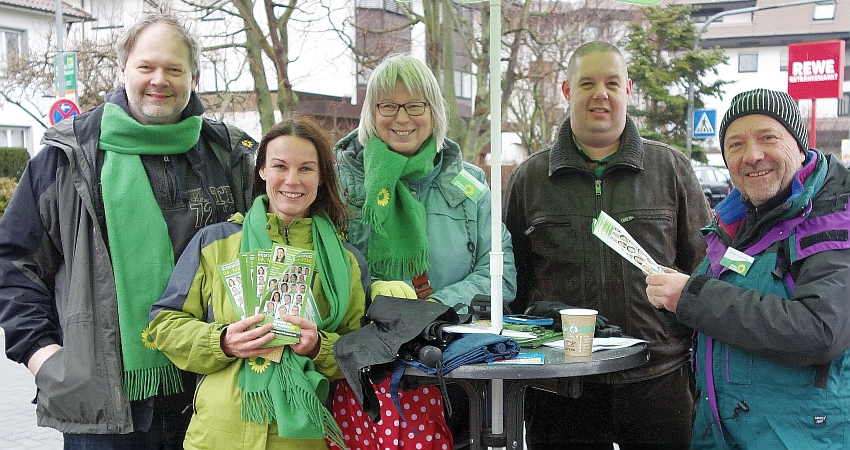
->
xmin=787 ymin=40 xmax=845 ymax=100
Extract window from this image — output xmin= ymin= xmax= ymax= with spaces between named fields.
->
xmin=454 ymin=70 xmax=473 ymax=100
xmin=0 ymin=127 xmax=27 ymax=148
xmin=738 ymin=53 xmax=758 ymax=73
xmin=779 ymin=49 xmax=788 ymax=72
xmin=0 ymin=29 xmax=23 ymax=62
xmin=582 ymin=27 xmax=600 ymax=42
xmin=813 ymin=1 xmax=836 ymax=20
xmin=839 ymin=93 xmax=850 ymax=117
xmin=357 ymin=0 xmax=402 ymax=13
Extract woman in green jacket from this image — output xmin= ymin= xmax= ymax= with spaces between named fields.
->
xmin=150 ymin=116 xmax=366 ymax=450
xmin=332 ymin=53 xmax=516 ymax=450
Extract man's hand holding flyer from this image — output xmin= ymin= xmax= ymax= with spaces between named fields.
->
xmin=592 ymin=211 xmax=663 ymax=276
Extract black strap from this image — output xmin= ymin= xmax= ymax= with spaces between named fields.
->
xmin=814 ymin=362 xmax=831 ymax=389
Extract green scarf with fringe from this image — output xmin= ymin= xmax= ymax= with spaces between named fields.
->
xmin=238 ymin=195 xmax=348 ymax=447
xmin=361 ymin=137 xmax=436 ymax=279
xmin=99 ymin=102 xmax=201 ymax=401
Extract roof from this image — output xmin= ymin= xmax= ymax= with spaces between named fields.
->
xmin=0 ymin=0 xmax=92 ymax=22
xmin=669 ymin=0 xmax=850 ymax=48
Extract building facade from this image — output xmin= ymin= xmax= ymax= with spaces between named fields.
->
xmin=0 ymin=0 xmax=89 ymax=155
xmin=676 ymin=0 xmax=850 ymax=161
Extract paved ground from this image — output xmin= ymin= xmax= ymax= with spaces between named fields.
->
xmin=0 ymin=328 xmax=63 ymax=450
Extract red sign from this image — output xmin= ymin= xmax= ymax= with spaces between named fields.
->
xmin=787 ymin=40 xmax=845 ymax=100
xmin=48 ymin=98 xmax=81 ymax=126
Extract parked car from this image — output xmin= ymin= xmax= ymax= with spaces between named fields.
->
xmin=693 ymin=165 xmax=732 ymax=208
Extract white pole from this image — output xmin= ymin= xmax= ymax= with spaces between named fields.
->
xmin=55 ymin=0 xmax=64 ymax=99
xmin=488 ymin=0 xmax=505 ymax=445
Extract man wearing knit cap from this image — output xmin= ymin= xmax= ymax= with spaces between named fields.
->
xmin=647 ymin=88 xmax=850 ymax=449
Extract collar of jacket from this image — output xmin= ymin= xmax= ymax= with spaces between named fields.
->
xmin=431 ymin=138 xmax=469 ymax=208
xmin=547 ymin=115 xmax=644 ymax=177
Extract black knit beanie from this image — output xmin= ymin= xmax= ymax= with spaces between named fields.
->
xmin=719 ymin=89 xmax=809 ymax=160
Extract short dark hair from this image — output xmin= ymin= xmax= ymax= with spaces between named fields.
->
xmin=565 ymin=41 xmax=627 ymax=83
xmin=252 ymin=116 xmax=348 ymax=230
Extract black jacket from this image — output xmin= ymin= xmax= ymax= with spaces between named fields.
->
xmin=504 ymin=116 xmax=711 ymax=382
xmin=0 ymin=91 xmax=256 ymax=433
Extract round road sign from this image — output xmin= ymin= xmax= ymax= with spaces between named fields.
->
xmin=48 ymin=99 xmax=81 ymax=126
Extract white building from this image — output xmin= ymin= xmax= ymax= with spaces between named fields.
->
xmin=0 ymin=0 xmax=89 ymax=155
xmin=674 ymin=0 xmax=850 ymax=162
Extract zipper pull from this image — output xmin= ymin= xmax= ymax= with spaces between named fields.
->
xmin=595 ymin=179 xmax=602 ymax=196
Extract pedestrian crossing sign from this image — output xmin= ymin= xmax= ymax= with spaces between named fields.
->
xmin=693 ymin=109 xmax=717 ymax=138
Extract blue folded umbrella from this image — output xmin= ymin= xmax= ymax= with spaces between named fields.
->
xmin=403 ymin=332 xmax=520 ymax=374
xmin=389 ymin=332 xmax=520 ymax=422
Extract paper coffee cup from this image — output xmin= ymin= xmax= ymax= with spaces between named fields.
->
xmin=560 ymin=308 xmax=597 ymax=357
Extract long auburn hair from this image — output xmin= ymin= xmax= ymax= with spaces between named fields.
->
xmin=252 ymin=116 xmax=348 ymax=230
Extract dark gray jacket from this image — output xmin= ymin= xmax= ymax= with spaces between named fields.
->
xmin=504 ymin=116 xmax=710 ymax=382
xmin=0 ymin=94 xmax=255 ymax=433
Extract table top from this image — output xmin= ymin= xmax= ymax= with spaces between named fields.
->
xmin=404 ymin=342 xmax=649 ymax=380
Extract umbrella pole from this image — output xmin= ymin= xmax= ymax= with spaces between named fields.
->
xmin=487 ymin=0 xmax=505 ymax=447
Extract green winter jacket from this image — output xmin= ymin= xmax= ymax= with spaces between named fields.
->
xmin=334 ymin=130 xmax=517 ymax=308
xmin=680 ymin=151 xmax=850 ymax=449
xmin=149 ymin=214 xmax=366 ymax=450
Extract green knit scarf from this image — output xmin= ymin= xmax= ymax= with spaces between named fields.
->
xmin=239 ymin=195 xmax=348 ymax=447
xmin=361 ymin=137 xmax=436 ymax=279
xmin=99 ymin=102 xmax=201 ymax=401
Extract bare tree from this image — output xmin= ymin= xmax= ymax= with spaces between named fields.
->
xmin=73 ymin=38 xmax=119 ymax=109
xmin=1 ymin=45 xmax=54 ymax=129
xmin=0 ymin=26 xmax=119 ymax=129
xmin=324 ymin=1 xmax=637 ymax=161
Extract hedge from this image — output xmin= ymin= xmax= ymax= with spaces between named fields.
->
xmin=0 ymin=147 xmax=29 ymax=179
xmin=0 ymin=177 xmax=17 ymax=220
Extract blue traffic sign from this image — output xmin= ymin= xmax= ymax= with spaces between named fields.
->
xmin=693 ymin=109 xmax=717 ymax=139
xmin=49 ymin=98 xmax=81 ymax=126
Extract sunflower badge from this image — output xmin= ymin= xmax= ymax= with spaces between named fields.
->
xmin=141 ymin=326 xmax=157 ymax=350
xmin=451 ymin=170 xmax=486 ymax=201
xmin=377 ymin=187 xmax=391 ymax=207
xmin=240 ymin=139 xmax=255 ymax=148
xmin=248 ymin=356 xmax=272 ymax=373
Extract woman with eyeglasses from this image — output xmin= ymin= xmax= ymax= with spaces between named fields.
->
xmin=331 ymin=53 xmax=517 ymax=450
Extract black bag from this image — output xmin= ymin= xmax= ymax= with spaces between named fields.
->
xmin=524 ymin=300 xmax=623 ymax=337
xmin=333 ymin=295 xmax=460 ymax=421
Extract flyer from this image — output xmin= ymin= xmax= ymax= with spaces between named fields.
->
xmin=591 ymin=210 xmax=663 ymax=275
xmin=218 ymin=259 xmax=246 ymax=318
xmin=220 ymin=244 xmax=319 ymax=348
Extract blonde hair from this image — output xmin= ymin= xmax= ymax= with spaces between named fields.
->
xmin=358 ymin=54 xmax=448 ymax=151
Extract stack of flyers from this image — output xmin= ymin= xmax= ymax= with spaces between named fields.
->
xmin=219 ymin=260 xmax=246 ymax=317
xmin=219 ymin=244 xmax=320 ymax=347
xmin=591 ymin=210 xmax=663 ymax=275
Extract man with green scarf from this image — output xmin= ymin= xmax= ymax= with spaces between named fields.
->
xmin=0 ymin=10 xmax=256 ymax=449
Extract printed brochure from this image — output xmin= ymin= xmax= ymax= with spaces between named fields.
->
xmin=591 ymin=210 xmax=663 ymax=275
xmin=218 ymin=244 xmax=318 ymax=347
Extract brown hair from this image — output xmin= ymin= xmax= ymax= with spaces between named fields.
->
xmin=252 ymin=116 xmax=348 ymax=230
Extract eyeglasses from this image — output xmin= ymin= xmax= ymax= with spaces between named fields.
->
xmin=376 ymin=101 xmax=429 ymax=117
